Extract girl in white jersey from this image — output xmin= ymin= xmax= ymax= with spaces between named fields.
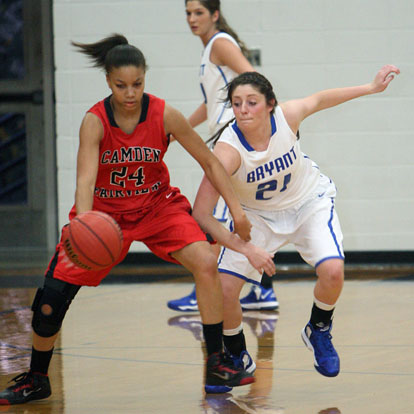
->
xmin=192 ymin=66 xmax=399 ymax=384
xmin=168 ymin=0 xmax=279 ymax=313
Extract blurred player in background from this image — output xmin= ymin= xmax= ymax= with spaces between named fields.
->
xmin=167 ymin=0 xmax=279 ymax=314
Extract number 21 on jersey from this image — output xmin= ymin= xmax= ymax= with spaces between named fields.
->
xmin=255 ymin=173 xmax=291 ymax=200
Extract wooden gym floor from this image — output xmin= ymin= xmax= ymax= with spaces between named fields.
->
xmin=0 ymin=270 xmax=413 ymax=414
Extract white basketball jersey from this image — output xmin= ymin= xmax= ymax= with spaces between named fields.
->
xmin=200 ymin=32 xmax=239 ymax=135
xmin=218 ymin=106 xmax=320 ymax=211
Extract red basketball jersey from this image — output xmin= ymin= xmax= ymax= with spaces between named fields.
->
xmin=88 ymin=93 xmax=172 ymax=213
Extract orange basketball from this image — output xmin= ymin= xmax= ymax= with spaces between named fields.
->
xmin=62 ymin=211 xmax=123 ymax=271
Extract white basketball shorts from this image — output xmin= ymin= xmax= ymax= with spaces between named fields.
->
xmin=218 ymin=174 xmax=345 ymax=284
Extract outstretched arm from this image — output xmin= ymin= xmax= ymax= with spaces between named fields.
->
xmin=164 ymin=104 xmax=252 ymax=241
xmin=281 ymin=64 xmax=400 ymax=133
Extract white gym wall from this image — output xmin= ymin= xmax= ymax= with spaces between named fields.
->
xmin=53 ymin=0 xmax=413 ymax=253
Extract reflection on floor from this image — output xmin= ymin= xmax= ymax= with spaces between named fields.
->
xmin=0 ymin=280 xmax=413 ymax=414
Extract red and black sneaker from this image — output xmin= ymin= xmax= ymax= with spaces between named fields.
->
xmin=0 ymin=371 xmax=51 ymax=405
xmin=205 ymin=351 xmax=255 ymax=393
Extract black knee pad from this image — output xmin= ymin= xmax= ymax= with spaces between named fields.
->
xmin=31 ymin=278 xmax=80 ymax=337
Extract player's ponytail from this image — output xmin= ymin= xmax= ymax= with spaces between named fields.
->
xmin=206 ymin=116 xmax=234 ymax=148
xmin=71 ymin=33 xmax=147 ymax=73
xmin=215 ymin=13 xmax=250 ymax=58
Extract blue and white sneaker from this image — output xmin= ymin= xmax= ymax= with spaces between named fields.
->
xmin=230 ymin=350 xmax=256 ymax=374
xmin=240 ymin=285 xmax=279 ymax=311
xmin=301 ymin=321 xmax=340 ymax=377
xmin=167 ymin=286 xmax=198 ymax=312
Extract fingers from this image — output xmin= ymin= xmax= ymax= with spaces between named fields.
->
xmin=239 ymin=230 xmax=251 ymax=242
xmin=261 ymin=257 xmax=276 ymax=276
xmin=266 ymin=261 xmax=276 ymax=276
xmin=381 ymin=64 xmax=400 ymax=81
xmin=386 ymin=64 xmax=400 ymax=75
xmin=373 ymin=64 xmax=400 ymax=92
xmin=249 ymin=251 xmax=275 ymax=276
xmin=234 ymin=223 xmax=252 ymax=242
xmin=384 ymin=74 xmax=394 ymax=86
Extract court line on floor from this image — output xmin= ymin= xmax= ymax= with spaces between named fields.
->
xmin=2 ymin=348 xmax=412 ymax=377
xmin=2 ymin=347 xmax=412 ymax=378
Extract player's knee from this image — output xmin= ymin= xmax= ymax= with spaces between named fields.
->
xmin=195 ymin=247 xmax=219 ymax=277
xmin=331 ymin=261 xmax=344 ymax=284
xmin=221 ymin=283 xmax=239 ymax=305
xmin=318 ymin=259 xmax=344 ymax=288
xmin=31 ymin=279 xmax=80 ymax=337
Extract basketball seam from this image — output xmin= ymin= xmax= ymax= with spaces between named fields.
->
xmin=71 ymin=213 xmax=122 ymax=267
xmin=89 ymin=212 xmax=123 ymax=257
xmin=67 ymin=225 xmax=94 ymax=270
xmin=89 ymin=211 xmax=123 ymax=242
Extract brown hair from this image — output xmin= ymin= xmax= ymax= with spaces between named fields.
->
xmin=208 ymin=72 xmax=278 ymax=146
xmin=185 ymin=0 xmax=250 ymax=57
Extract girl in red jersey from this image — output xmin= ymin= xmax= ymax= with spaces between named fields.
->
xmin=0 ymin=34 xmax=275 ymax=406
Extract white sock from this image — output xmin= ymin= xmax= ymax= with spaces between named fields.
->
xmin=314 ymin=296 xmax=336 ymax=311
xmin=223 ymin=323 xmax=243 ymax=336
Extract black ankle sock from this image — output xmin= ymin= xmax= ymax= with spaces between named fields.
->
xmin=203 ymin=322 xmax=223 ymax=356
xmin=30 ymin=347 xmax=54 ymax=375
xmin=260 ymin=274 xmax=272 ymax=289
xmin=223 ymin=330 xmax=246 ymax=357
xmin=310 ymin=304 xmax=334 ymax=328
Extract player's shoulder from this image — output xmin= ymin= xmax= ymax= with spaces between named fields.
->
xmin=210 ymin=32 xmax=239 ymax=49
xmin=146 ymin=92 xmax=164 ymax=104
xmin=87 ymin=97 xmax=105 ymax=116
xmin=82 ymin=111 xmax=104 ymax=129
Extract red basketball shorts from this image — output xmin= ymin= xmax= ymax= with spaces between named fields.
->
xmin=45 ymin=189 xmax=208 ymax=286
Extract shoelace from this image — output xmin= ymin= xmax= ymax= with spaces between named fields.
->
xmin=314 ymin=330 xmax=335 ymax=354
xmin=7 ymin=372 xmax=34 ymax=393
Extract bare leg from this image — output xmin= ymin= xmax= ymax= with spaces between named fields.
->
xmin=171 ymin=241 xmax=223 ymax=324
xmin=301 ymin=258 xmax=344 ymax=377
xmin=314 ymin=258 xmax=344 ymax=305
xmin=172 ymin=241 xmax=255 ymax=392
xmin=221 ymin=273 xmax=244 ymax=330
xmin=33 ymin=333 xmax=58 ymax=351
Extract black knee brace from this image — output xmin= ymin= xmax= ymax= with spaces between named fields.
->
xmin=31 ymin=277 xmax=81 ymax=337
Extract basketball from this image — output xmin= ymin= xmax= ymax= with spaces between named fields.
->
xmin=62 ymin=211 xmax=123 ymax=271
